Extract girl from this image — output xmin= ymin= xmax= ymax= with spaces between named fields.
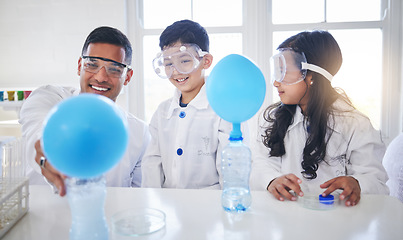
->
xmin=250 ymin=30 xmax=389 ymax=206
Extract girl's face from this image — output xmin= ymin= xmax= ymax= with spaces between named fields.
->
xmin=273 ymin=74 xmax=312 ymax=114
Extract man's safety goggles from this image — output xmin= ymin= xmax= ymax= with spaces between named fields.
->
xmin=81 ymin=56 xmax=130 ymax=78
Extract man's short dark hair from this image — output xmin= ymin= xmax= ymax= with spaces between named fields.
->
xmin=81 ymin=26 xmax=132 ymax=65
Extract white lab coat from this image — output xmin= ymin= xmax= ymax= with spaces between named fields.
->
xmin=19 ymin=85 xmax=150 ymax=187
xmin=382 ymin=133 xmax=403 ymax=202
xmin=250 ymin=99 xmax=389 ymax=195
xmin=141 ymin=85 xmax=240 ymax=189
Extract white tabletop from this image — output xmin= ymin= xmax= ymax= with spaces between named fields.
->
xmin=3 ymin=185 xmax=403 ymax=240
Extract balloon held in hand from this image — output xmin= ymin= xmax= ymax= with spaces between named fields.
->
xmin=42 ymin=94 xmax=128 ymax=178
xmin=206 ymin=54 xmax=266 ymax=138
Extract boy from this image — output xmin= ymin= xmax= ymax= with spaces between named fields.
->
xmin=141 ymin=20 xmax=233 ymax=189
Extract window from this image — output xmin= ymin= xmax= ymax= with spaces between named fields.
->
xmin=270 ymin=0 xmax=391 ymax=136
xmin=128 ymin=0 xmax=402 ymax=143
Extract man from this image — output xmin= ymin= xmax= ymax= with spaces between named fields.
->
xmin=19 ymin=26 xmax=150 ymax=196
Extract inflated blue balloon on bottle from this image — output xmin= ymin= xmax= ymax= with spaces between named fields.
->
xmin=206 ymin=54 xmax=266 ymax=213
xmin=206 ymin=54 xmax=266 ymax=124
xmin=42 ymin=93 xmax=128 ymax=178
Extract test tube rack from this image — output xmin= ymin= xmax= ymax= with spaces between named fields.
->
xmin=0 ymin=137 xmax=29 ymax=237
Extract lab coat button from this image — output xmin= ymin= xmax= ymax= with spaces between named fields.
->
xmin=177 ymin=148 xmax=183 ymax=156
xmin=179 ymin=111 xmax=186 ymax=118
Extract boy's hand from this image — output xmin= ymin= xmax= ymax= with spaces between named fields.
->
xmin=320 ymin=176 xmax=361 ymax=206
xmin=267 ymin=173 xmax=304 ymax=201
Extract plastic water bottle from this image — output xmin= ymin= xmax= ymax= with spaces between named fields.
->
xmin=221 ymin=136 xmax=252 ymax=213
xmin=65 ymin=176 xmax=108 ymax=240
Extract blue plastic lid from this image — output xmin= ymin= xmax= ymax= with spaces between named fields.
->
xmin=229 ymin=136 xmax=243 ymax=141
xmin=319 ymin=194 xmax=334 ymax=205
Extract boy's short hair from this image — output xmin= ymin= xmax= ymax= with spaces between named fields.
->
xmin=159 ymin=19 xmax=209 ymax=52
xmin=81 ymin=26 xmax=133 ymax=65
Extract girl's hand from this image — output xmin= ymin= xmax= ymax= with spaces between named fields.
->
xmin=267 ymin=173 xmax=304 ymax=201
xmin=320 ymin=176 xmax=361 ymax=206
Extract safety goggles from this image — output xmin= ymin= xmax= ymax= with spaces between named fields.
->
xmin=152 ymin=44 xmax=208 ymax=79
xmin=81 ymin=56 xmax=131 ymax=78
xmin=270 ymin=48 xmax=333 ymax=85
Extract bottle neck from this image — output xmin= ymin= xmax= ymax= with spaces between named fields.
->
xmin=229 ymin=123 xmax=243 ymax=140
xmin=229 ymin=138 xmax=244 ymax=146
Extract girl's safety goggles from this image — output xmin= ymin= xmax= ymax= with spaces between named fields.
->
xmin=270 ymin=48 xmax=334 ymax=85
xmin=152 ymin=44 xmax=208 ymax=79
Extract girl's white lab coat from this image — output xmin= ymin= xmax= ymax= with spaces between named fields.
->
xmin=250 ymin=99 xmax=389 ymax=194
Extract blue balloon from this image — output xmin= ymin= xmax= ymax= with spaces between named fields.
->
xmin=206 ymin=54 xmax=266 ymax=124
xmin=42 ymin=94 xmax=128 ymax=178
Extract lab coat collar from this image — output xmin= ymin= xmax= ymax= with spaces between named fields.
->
xmin=287 ymin=105 xmax=306 ymax=132
xmin=287 ymin=99 xmax=352 ymax=135
xmin=165 ymin=84 xmax=209 ymax=119
xmin=72 ymin=88 xmax=80 ymax=96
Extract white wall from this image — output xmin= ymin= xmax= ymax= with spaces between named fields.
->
xmin=0 ymin=0 xmax=130 ymax=136
xmin=1 ymin=0 xmax=402 ymax=141
xmin=0 ymin=0 xmax=127 ymax=89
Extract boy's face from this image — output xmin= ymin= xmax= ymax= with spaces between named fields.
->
xmin=77 ymin=43 xmax=133 ymax=102
xmin=163 ymin=42 xmax=213 ymax=103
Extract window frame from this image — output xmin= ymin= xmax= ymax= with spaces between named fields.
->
xmin=126 ymin=0 xmax=402 ymax=145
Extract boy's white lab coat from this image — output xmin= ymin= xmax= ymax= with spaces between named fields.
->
xmin=141 ymin=85 xmax=237 ymax=189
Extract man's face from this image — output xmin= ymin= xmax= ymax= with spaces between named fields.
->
xmin=78 ymin=43 xmax=133 ymax=102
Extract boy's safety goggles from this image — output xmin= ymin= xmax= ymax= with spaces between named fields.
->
xmin=152 ymin=44 xmax=208 ymax=79
xmin=270 ymin=48 xmax=333 ymax=85
xmin=81 ymin=56 xmax=130 ymax=79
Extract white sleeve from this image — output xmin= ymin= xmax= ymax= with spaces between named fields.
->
xmin=346 ymin=116 xmax=389 ymax=195
xmin=383 ymin=133 xmax=403 ymax=200
xmin=19 ymin=86 xmax=68 ymax=176
xmin=141 ymin=113 xmax=164 ymax=188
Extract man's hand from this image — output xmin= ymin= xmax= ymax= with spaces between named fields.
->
xmin=267 ymin=173 xmax=304 ymax=201
xmin=34 ymin=140 xmax=67 ymax=196
xmin=320 ymin=176 xmax=361 ymax=206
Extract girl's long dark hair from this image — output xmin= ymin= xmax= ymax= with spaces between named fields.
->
xmin=262 ymin=30 xmax=352 ymax=179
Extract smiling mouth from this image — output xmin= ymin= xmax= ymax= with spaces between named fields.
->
xmin=175 ymin=77 xmax=189 ymax=82
xmin=91 ymin=85 xmax=110 ymax=92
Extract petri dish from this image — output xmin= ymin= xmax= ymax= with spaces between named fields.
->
xmin=298 ymin=192 xmax=340 ymax=210
xmin=111 ymin=208 xmax=166 ymax=237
